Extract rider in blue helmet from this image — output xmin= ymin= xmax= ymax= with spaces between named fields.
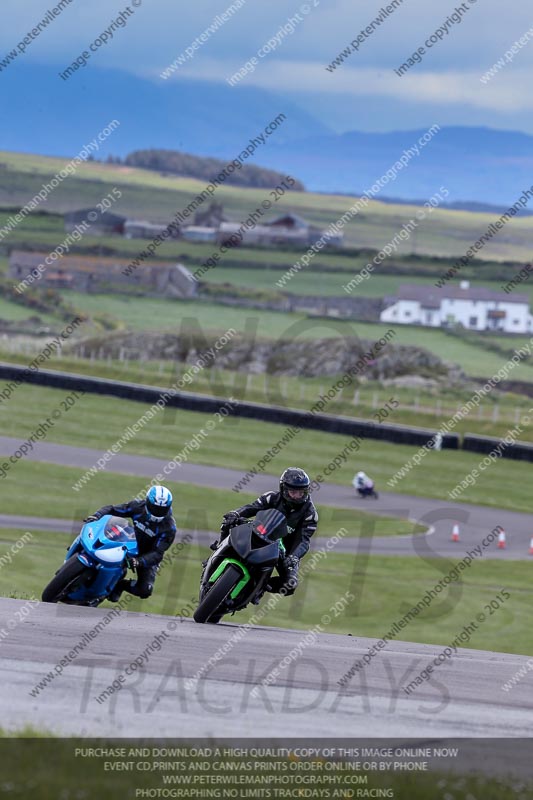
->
xmin=84 ymin=485 xmax=176 ymax=602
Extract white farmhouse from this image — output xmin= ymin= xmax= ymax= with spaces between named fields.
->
xmin=380 ymin=281 xmax=533 ymax=333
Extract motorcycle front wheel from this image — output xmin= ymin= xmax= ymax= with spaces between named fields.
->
xmin=193 ymin=564 xmax=242 ymax=624
xmin=42 ymin=555 xmax=93 ymax=603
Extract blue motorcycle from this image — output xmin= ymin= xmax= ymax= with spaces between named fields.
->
xmin=42 ymin=515 xmax=138 ymax=606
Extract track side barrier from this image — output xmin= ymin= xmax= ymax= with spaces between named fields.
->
xmin=0 ymin=362 xmax=462 ymax=449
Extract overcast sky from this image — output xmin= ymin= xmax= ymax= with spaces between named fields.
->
xmin=2 ymin=0 xmax=533 ymax=133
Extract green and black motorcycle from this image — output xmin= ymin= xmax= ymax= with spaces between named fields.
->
xmin=193 ymin=508 xmax=288 ymax=624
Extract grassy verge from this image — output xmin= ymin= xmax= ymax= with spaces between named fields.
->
xmin=0 ymin=736 xmax=526 ymax=800
xmin=1 ymin=383 xmax=533 ymax=511
xmin=0 ymin=294 xmax=59 ymax=325
xmin=1 ymin=348 xmax=532 ymax=439
xmin=1 ymin=529 xmax=531 ymax=656
xmin=0 ymin=460 xmax=423 ymax=538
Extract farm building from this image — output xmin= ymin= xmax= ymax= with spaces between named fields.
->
xmin=380 ymin=282 xmax=533 ymax=333
xmin=124 ymin=220 xmax=180 ymax=239
xmin=266 ymin=213 xmax=344 ymax=247
xmin=64 ymin=209 xmax=126 ymax=236
xmin=9 ymin=251 xmax=197 ymax=298
xmin=182 ymin=226 xmax=218 ymax=243
xmin=216 ymin=212 xmax=343 ymax=248
xmin=194 ymin=201 xmax=227 ymax=228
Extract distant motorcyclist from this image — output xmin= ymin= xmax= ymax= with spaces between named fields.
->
xmin=353 ymin=471 xmax=378 ymax=498
xmin=211 ymin=467 xmax=318 ymax=596
xmin=84 ymin=485 xmax=176 ymax=602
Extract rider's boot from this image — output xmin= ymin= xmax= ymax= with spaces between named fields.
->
xmin=109 ymin=579 xmax=128 ymax=603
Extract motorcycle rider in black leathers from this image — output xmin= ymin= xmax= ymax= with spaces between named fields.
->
xmin=212 ymin=468 xmax=318 ymax=596
xmin=84 ymin=485 xmax=176 ymax=602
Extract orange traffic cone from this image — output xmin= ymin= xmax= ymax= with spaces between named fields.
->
xmin=497 ymin=529 xmax=506 ymax=549
xmin=451 ymin=523 xmax=460 ymax=542
xmin=529 ymin=538 xmax=533 ymax=555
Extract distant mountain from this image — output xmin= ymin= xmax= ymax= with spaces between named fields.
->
xmin=0 ymin=64 xmax=330 ymax=160
xmin=260 ymin=126 xmax=533 ymax=206
xmin=2 ymin=64 xmax=533 ymax=206
xmin=327 ymin=193 xmax=533 ymax=217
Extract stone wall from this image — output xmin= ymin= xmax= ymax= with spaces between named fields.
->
xmin=66 ymin=329 xmax=462 ymax=382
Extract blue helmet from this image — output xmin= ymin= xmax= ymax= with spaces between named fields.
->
xmin=146 ymin=485 xmax=173 ymax=519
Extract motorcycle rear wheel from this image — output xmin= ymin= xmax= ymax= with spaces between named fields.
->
xmin=42 ymin=556 xmax=93 ymax=603
xmin=193 ymin=564 xmax=242 ymax=624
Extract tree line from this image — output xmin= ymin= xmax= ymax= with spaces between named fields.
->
xmin=106 ymin=150 xmax=305 ymax=191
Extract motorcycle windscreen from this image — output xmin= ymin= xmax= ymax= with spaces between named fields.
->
xmin=252 ymin=508 xmax=288 ymax=541
xmin=103 ymin=516 xmax=136 ymax=544
xmin=229 ymin=524 xmax=280 ymax=568
xmin=229 ymin=524 xmax=253 ymax=559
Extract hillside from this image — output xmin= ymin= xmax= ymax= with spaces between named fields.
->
xmin=1 ymin=151 xmax=532 ymax=261
xmin=122 ymin=149 xmax=305 ymax=190
xmin=0 ymin=148 xmax=532 ymax=397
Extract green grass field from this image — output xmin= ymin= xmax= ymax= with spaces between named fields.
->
xmin=0 ymin=461 xmax=422 ymax=539
xmin=0 ymin=296 xmax=57 ymax=324
xmin=0 ymin=152 xmax=532 ymax=795
xmin=0 ymin=733 xmax=526 ymax=800
xmin=47 ymin=302 xmax=533 ymax=382
xmin=3 ymin=280 xmax=533 ymax=384
xmin=1 ymin=529 xmax=530 ymax=658
xmin=1 ymin=149 xmax=533 ymax=260
xmin=4 ymin=277 xmax=533 ymax=366
xmin=8 ymin=292 xmax=530 ymax=383
xmin=201 ymin=265 xmax=533 ymax=302
xmin=0 ymin=206 xmax=525 ymax=291
xmin=1 ymin=383 xmax=533 ymax=511
xmin=1 ymin=162 xmax=532 ymax=396
xmin=1 ymin=348 xmax=532 ymax=440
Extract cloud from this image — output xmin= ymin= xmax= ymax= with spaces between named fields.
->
xmin=160 ymin=57 xmax=533 ymax=114
xmin=4 ymin=0 xmax=533 ymax=133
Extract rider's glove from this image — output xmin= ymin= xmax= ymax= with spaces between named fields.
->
xmin=84 ymin=514 xmax=100 ymax=523
xmin=221 ymin=511 xmax=242 ymax=533
xmin=283 ymin=556 xmax=300 ymax=572
xmin=281 ymin=555 xmax=300 ymax=595
xmin=283 ymin=555 xmax=300 ymax=571
xmin=127 ymin=555 xmax=140 ymax=570
xmin=223 ymin=511 xmax=241 ymax=525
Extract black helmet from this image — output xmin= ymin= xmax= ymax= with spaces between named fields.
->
xmin=279 ymin=467 xmax=310 ymax=506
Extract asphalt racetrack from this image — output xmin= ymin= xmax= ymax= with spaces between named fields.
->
xmin=1 ymin=598 xmax=533 ymax=738
xmin=1 ymin=435 xmax=532 ymax=737
xmin=1 ymin=434 xmax=532 ymax=559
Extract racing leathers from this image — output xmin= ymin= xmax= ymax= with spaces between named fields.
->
xmin=89 ymin=499 xmax=177 ymax=598
xmin=220 ymin=490 xmax=318 ymax=595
